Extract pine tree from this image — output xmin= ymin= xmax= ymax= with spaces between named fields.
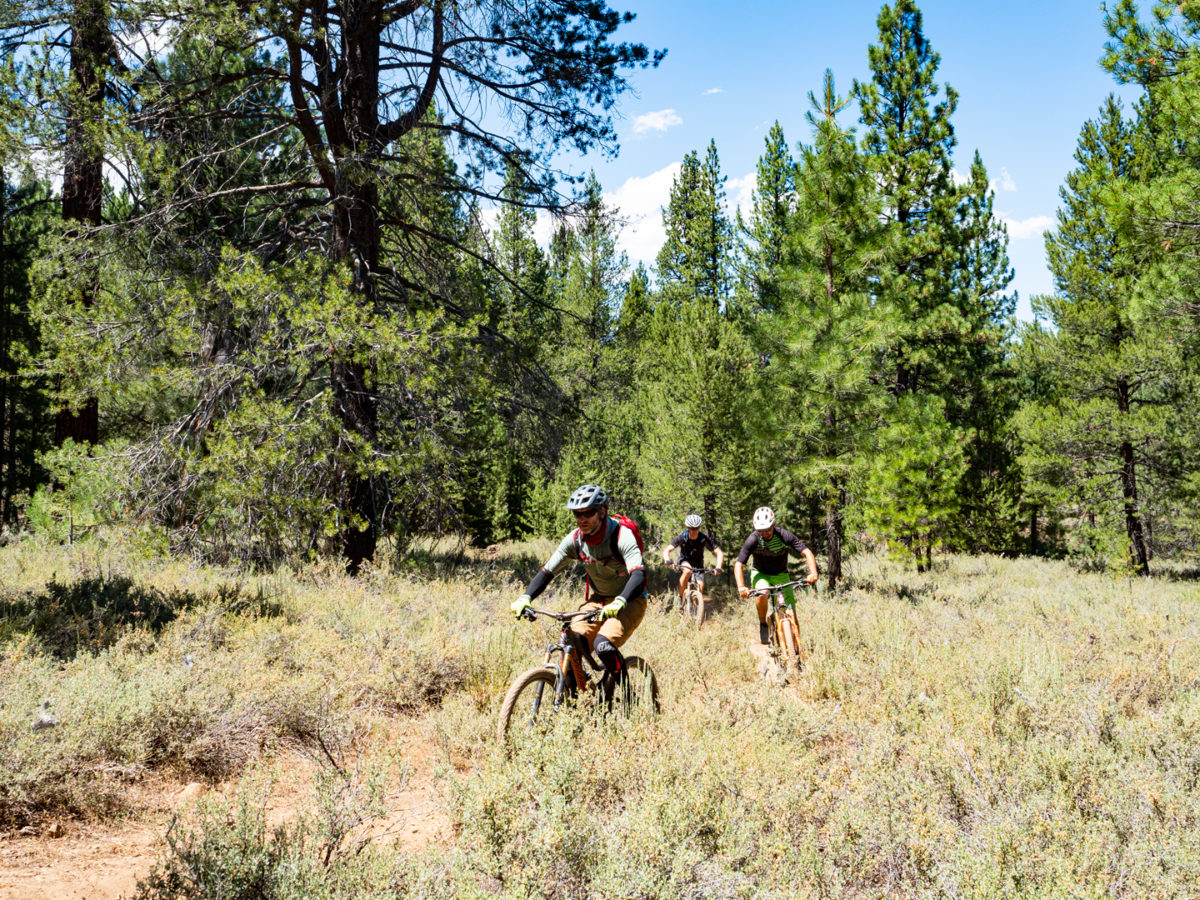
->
xmin=741 ymin=122 xmax=795 ymax=315
xmin=641 ymin=140 xmax=756 ymax=541
xmin=1015 ymin=96 xmax=1186 ymax=575
xmin=770 ymin=71 xmax=889 ymax=585
xmin=854 ymin=0 xmax=962 ymax=399
xmin=853 ymin=0 xmax=1019 ymax=558
xmin=656 ymin=140 xmax=734 ymax=309
xmin=0 ymin=173 xmax=56 ymax=526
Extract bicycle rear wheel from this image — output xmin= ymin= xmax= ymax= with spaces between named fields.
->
xmin=605 ymin=656 xmax=660 ymax=718
xmin=497 ymin=666 xmax=560 ymax=743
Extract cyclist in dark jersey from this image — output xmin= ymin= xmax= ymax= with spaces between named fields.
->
xmin=661 ymin=514 xmax=725 ymax=607
xmin=734 ymin=506 xmax=818 ymax=644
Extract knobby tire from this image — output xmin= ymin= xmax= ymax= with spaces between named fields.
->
xmin=497 ymin=666 xmax=559 ymax=743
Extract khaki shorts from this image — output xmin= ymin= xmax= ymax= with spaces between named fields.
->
xmin=570 ymin=593 xmax=647 ymax=650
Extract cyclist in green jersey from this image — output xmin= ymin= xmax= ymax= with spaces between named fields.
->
xmin=734 ymin=506 xmax=818 ymax=644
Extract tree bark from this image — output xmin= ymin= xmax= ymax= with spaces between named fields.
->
xmin=55 ymin=0 xmax=106 ymax=447
xmin=327 ymin=0 xmax=384 ymax=573
xmin=1116 ymin=377 xmax=1150 ymax=576
xmin=825 ymin=482 xmax=844 ymax=589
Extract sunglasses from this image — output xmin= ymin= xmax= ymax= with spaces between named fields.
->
xmin=573 ymin=508 xmax=602 ymax=521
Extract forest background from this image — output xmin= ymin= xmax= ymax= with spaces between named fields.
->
xmin=2 ymin=0 xmax=1199 ymax=580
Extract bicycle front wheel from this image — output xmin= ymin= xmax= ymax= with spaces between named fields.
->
xmin=780 ymin=612 xmax=803 ymax=672
xmin=682 ymin=588 xmax=706 ymax=625
xmin=497 ymin=666 xmax=560 ymax=743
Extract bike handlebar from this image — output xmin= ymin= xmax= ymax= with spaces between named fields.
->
xmin=745 ymin=580 xmax=812 ymax=595
xmin=666 ymin=562 xmax=721 ymax=574
xmin=521 ymin=606 xmax=602 ymax=624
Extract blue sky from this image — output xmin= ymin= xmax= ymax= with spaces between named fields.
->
xmin=560 ymin=0 xmax=1143 ymax=321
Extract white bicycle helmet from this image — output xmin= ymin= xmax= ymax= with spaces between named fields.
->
xmin=752 ymin=506 xmax=775 ymax=530
xmin=684 ymin=514 xmax=702 ymax=529
xmin=567 ymin=483 xmax=608 ymax=511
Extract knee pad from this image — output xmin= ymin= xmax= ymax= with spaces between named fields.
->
xmin=593 ymin=634 xmax=623 ymax=675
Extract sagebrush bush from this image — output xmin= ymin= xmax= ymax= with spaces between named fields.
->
xmin=6 ymin=537 xmax=1200 ymax=897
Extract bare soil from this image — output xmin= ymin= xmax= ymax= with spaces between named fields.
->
xmin=0 ymin=721 xmax=454 ymax=900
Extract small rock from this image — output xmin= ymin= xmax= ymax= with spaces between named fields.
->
xmin=32 ymin=699 xmax=58 ymax=731
xmin=178 ymin=782 xmax=206 ymax=802
xmin=18 ymin=825 xmax=37 ymax=837
xmin=46 ymin=821 xmax=64 ymax=838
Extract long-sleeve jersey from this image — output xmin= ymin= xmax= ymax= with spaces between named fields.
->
xmin=524 ymin=517 xmax=646 ymax=600
xmin=735 ymin=526 xmax=809 ymax=576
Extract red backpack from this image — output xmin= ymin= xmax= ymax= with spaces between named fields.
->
xmin=573 ymin=514 xmax=645 ymax=569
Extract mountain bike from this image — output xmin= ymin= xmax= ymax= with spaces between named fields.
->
xmin=667 ymin=562 xmax=720 ymax=625
xmin=749 ymin=580 xmax=810 ymax=674
xmin=497 ymin=606 xmax=659 ymax=744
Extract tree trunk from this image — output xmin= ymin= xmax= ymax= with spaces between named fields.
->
xmin=0 ymin=176 xmax=9 ymax=524
xmin=329 ymin=3 xmax=383 ymax=574
xmin=55 ymin=0 xmax=106 ymax=447
xmin=825 ymin=483 xmax=844 ymax=589
xmin=1116 ymin=377 xmax=1150 ymax=576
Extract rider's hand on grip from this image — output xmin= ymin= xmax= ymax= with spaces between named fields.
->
xmin=511 ymin=594 xmax=533 ymax=619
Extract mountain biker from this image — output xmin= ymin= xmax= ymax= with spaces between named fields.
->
xmin=510 ymin=484 xmax=647 ymax=682
xmin=734 ymin=506 xmax=818 ymax=644
xmin=661 ymin=514 xmax=724 ymax=606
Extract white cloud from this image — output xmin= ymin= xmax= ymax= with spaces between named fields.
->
xmin=632 ymin=109 xmax=683 ymax=134
xmin=604 ymin=162 xmax=682 ymax=265
xmin=479 ymin=163 xmax=761 ymax=276
xmin=727 ymin=171 xmax=757 ymax=220
xmin=1003 ymin=215 xmax=1054 ymax=240
xmin=994 ymin=166 xmax=1017 ymax=192
xmin=951 ymin=168 xmax=970 ymax=187
xmin=703 ymin=87 xmax=725 ymax=95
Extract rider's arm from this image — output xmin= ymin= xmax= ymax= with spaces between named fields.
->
xmin=713 ymin=547 xmax=725 ymax=570
xmin=801 ymin=547 xmax=818 ymax=583
xmin=778 ymin=527 xmax=818 ymax=584
xmin=734 ymin=560 xmax=747 ymax=592
xmin=523 ymin=534 xmax=579 ymax=600
xmin=661 ymin=544 xmax=674 ymax=565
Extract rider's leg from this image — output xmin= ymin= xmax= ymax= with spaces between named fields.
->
xmin=569 ymin=600 xmax=605 ymax=665
xmin=751 ymin=570 xmax=771 ymax=642
xmin=594 ymin=594 xmax=647 ymax=695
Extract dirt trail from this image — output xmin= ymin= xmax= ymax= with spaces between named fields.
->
xmin=0 ymin=723 xmax=454 ymax=900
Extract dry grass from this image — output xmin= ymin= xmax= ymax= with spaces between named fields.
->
xmin=3 ymin=532 xmax=1200 ymax=897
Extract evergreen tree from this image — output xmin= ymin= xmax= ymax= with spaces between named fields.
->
xmin=854 ymin=0 xmax=962 ymax=399
xmin=1015 ymin=97 xmax=1186 ymax=575
xmin=854 ymin=0 xmax=1018 ymax=558
xmin=0 ymin=173 xmax=56 ymax=526
xmin=770 ymin=71 xmax=889 ymax=585
xmin=945 ymin=152 xmax=1022 ymax=552
xmin=740 ymin=122 xmax=795 ymax=315
xmin=656 ymin=140 xmax=734 ymax=309
xmin=642 ymin=140 xmax=756 ymax=541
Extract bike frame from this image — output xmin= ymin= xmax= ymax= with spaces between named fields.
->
xmin=526 ymin=607 xmax=603 ymax=707
xmin=750 ymin=580 xmax=809 ymax=664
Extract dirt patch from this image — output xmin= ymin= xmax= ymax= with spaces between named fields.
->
xmin=0 ymin=721 xmax=457 ymax=900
